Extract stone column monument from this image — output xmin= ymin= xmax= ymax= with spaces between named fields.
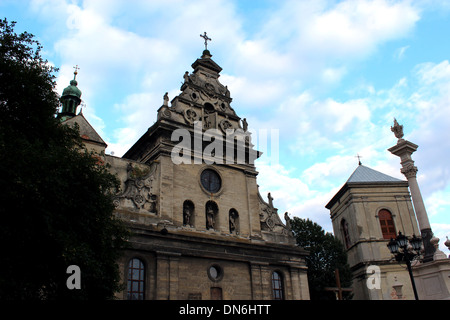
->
xmin=388 ymin=119 xmax=436 ymax=262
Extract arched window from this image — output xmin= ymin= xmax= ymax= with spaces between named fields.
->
xmin=272 ymin=271 xmax=284 ymax=300
xmin=341 ymin=219 xmax=351 ymax=249
xmin=127 ymin=258 xmax=145 ymax=300
xmin=378 ymin=209 xmax=396 ymax=240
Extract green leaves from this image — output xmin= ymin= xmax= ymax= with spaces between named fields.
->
xmin=290 ymin=217 xmax=353 ymax=300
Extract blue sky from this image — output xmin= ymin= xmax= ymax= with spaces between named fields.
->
xmin=3 ymin=0 xmax=450 ymax=251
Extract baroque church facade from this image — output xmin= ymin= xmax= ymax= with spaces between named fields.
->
xmin=59 ymin=48 xmax=310 ymax=300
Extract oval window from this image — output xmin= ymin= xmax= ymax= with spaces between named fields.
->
xmin=200 ymin=169 xmax=221 ymax=193
xmin=208 ymin=264 xmax=223 ymax=282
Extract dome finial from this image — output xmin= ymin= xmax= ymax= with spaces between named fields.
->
xmin=73 ymin=65 xmax=80 ymax=81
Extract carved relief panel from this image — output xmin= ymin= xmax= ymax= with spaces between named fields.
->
xmin=113 ymin=162 xmax=158 ymax=214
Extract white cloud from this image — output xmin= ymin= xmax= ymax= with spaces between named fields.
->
xmin=255 ymin=157 xmax=345 ymax=234
xmin=414 ymin=60 xmax=450 ymax=89
xmin=106 ymin=92 xmax=160 ymax=155
xmin=258 ymin=0 xmax=420 ymax=78
xmin=107 ymin=128 xmax=137 ymax=157
xmin=302 ymin=155 xmax=356 ymax=187
xmin=57 ymin=5 xmax=177 ymax=78
xmin=322 ymin=67 xmax=347 ymax=83
xmin=300 ymin=0 xmax=419 ymax=57
xmin=394 ymin=45 xmax=410 ymax=60
xmin=219 ymin=74 xmax=287 ymax=109
xmin=255 ymin=159 xmax=335 ymax=230
xmin=322 ymin=98 xmax=371 ymax=132
xmin=404 ymin=61 xmax=450 ymax=198
xmin=426 ymin=188 xmax=450 ymax=218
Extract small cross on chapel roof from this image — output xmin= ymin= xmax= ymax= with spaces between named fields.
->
xmin=355 ymin=154 xmax=363 ymax=166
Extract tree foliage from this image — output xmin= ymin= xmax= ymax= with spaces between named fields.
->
xmin=0 ymin=18 xmax=129 ymax=300
xmin=290 ymin=217 xmax=353 ymax=300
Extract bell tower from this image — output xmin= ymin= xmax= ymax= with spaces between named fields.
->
xmin=58 ymin=66 xmax=82 ymax=121
xmin=326 ymin=163 xmax=420 ymax=300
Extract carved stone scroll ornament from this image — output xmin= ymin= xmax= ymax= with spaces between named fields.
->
xmin=219 ymin=119 xmax=233 ymax=133
xmin=158 ymin=106 xmax=171 ymax=119
xmin=205 ymin=82 xmax=215 ymax=94
xmin=185 ymin=71 xmax=229 ymax=100
xmin=183 ymin=108 xmax=199 ymax=124
xmin=113 ymin=163 xmax=157 ymax=213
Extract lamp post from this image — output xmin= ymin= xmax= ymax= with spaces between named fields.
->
xmin=387 ymin=232 xmax=423 ymax=300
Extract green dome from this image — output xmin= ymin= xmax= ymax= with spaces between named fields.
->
xmin=61 ymin=79 xmax=82 ymax=99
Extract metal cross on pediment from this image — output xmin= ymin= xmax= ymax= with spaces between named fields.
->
xmin=200 ymin=32 xmax=211 ymax=50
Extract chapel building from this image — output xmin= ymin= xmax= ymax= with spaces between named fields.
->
xmin=326 ymin=163 xmax=420 ymax=300
xmin=326 ymin=157 xmax=450 ymax=300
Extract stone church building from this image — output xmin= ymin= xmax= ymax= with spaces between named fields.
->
xmin=59 ymin=48 xmax=310 ymax=300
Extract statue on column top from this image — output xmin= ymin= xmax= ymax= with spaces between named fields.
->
xmin=391 ymin=118 xmax=404 ymax=140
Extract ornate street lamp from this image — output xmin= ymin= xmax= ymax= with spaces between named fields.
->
xmin=387 ymin=231 xmax=422 ymax=300
xmin=410 ymin=234 xmax=423 ymax=252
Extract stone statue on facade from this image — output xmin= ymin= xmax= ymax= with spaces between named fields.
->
xmin=229 ymin=210 xmax=237 ymax=234
xmin=284 ymin=212 xmax=292 ymax=230
xmin=183 ymin=71 xmax=190 ymax=84
xmin=242 ymin=118 xmax=248 ymax=132
xmin=206 ymin=204 xmax=215 ymax=230
xmin=183 ymin=204 xmax=192 ymax=226
xmin=267 ymin=192 xmax=274 ymax=210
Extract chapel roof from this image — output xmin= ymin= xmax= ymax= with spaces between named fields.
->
xmin=325 ymin=164 xmax=407 ymax=210
xmin=346 ymin=164 xmax=403 ymax=183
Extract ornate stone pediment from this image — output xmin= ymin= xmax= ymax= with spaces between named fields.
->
xmin=258 ymin=191 xmax=294 ymax=242
xmin=180 ymin=72 xmax=235 ymax=115
xmin=186 ymin=72 xmax=229 ymax=100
